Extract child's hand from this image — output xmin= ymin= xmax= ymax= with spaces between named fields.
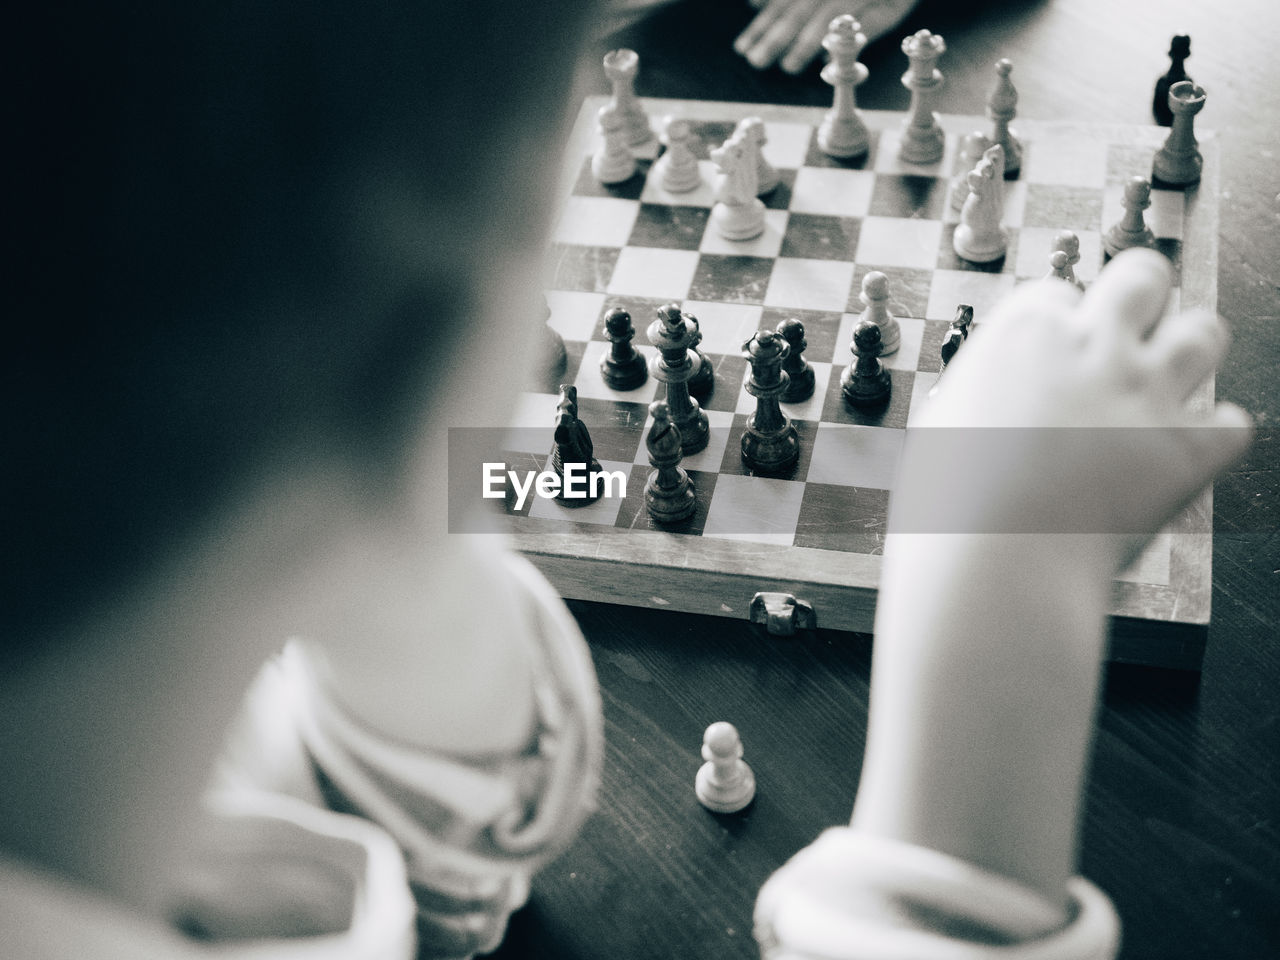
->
xmin=734 ymin=0 xmax=917 ymax=74
xmin=898 ymin=248 xmax=1252 ymax=570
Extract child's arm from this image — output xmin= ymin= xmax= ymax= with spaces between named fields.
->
xmin=735 ymin=0 xmax=919 ymax=73
xmin=856 ymin=249 xmax=1252 ymax=910
xmin=755 ymin=250 xmax=1252 ymax=956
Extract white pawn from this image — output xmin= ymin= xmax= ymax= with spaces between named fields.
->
xmin=592 ymin=103 xmax=637 ymax=185
xmin=1047 ymin=230 xmax=1085 ymax=291
xmin=953 ymin=143 xmax=1007 ymax=263
xmin=1104 ymin=176 xmax=1156 ymax=256
xmin=695 ymin=721 xmax=756 ymax=814
xmin=856 ymin=272 xmax=900 ymax=356
xmin=656 ymin=116 xmax=702 ymax=193
xmin=710 ymin=136 xmax=765 ymax=240
xmin=735 ymin=116 xmax=779 ymax=195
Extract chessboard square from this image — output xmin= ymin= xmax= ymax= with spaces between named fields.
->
xmin=681 ymin=300 xmax=766 ymax=354
xmin=793 ymin=483 xmax=890 ymax=555
xmin=699 ymin=209 xmax=789 ymax=257
xmin=1001 ymin=180 xmax=1028 ymax=227
xmin=803 ymin=128 xmax=878 ymax=169
xmin=808 ymin=423 xmax=905 ymax=489
xmin=762 ymin=121 xmax=814 ymax=168
xmin=570 ymin=397 xmax=649 ymax=461
xmin=1022 ymin=136 xmax=1107 ymax=187
xmin=764 ymin=258 xmax=856 ymax=312
xmin=790 ymin=167 xmax=876 ymax=217
xmin=702 ymin=473 xmax=805 ymax=545
xmin=855 ymin=217 xmax=945 ymax=270
xmin=1021 ymin=184 xmax=1103 ymax=232
xmin=696 ymin=351 xmax=750 ymax=414
xmin=633 ymin=408 xmax=736 ymax=472
xmin=762 ymin=169 xmax=797 ymax=210
xmin=779 ymin=213 xmax=861 ymax=262
xmin=925 ymin=270 xmax=1016 ymax=320
xmin=627 ymin=203 xmax=713 ymax=250
xmin=573 ymin=340 xmax=661 ymax=404
xmin=759 ymin=306 xmax=844 ymax=364
xmin=830 ymin=313 xmax=924 ymax=371
xmin=780 ymin=362 xmax=834 ymax=423
xmin=909 ymin=371 xmax=939 ymax=420
xmin=546 ymin=290 xmax=609 ymax=341
xmin=607 ymin=247 xmax=700 ymax=299
xmin=507 ymin=392 xmax=560 ymax=447
xmin=848 ymin=266 xmax=933 ymax=320
xmin=720 ymin=414 xmax=816 ymax=482
xmin=819 ymin=367 xmax=914 ymax=428
xmin=936 ymin=223 xmax=1019 ymax=274
xmin=639 ymin=159 xmax=719 ymax=207
xmin=685 ymin=120 xmax=739 ymax=159
xmin=526 ymin=459 xmax=631 ymax=525
xmin=594 ymin=295 xmax=673 ymax=342
xmin=546 ymin=243 xmax=621 ymax=293
xmin=689 ymin=254 xmax=775 ymax=303
xmin=613 ymin=467 xmax=718 ymax=535
xmin=572 ymin=155 xmax=647 ymax=200
xmin=872 ymin=125 xmax=955 ymax=176
xmin=553 ymin=195 xmax=642 ymax=247
xmin=1014 ymin=227 xmax=1104 ymax=282
xmin=1148 ymin=189 xmax=1185 ymax=239
xmin=525 ymin=337 xmax=584 ymax=396
xmin=1105 ymin=144 xmax=1156 ymax=185
xmin=867 ymin=174 xmax=949 ymax=220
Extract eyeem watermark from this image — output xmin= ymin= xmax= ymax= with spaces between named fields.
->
xmin=482 ymin=462 xmax=627 ymax=510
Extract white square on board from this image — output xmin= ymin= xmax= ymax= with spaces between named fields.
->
xmin=700 ymin=209 xmax=789 ymax=258
xmin=764 ymin=258 xmax=856 ymax=312
xmin=703 ymin=473 xmax=805 ymax=545
xmin=633 ymin=408 xmax=735 ymax=473
xmin=527 ymin=459 xmax=631 ymax=525
xmin=545 ymin=290 xmax=608 ymax=341
xmin=1022 ymin=136 xmax=1107 ymax=188
xmin=925 ymin=270 xmax=1016 ymax=321
xmin=553 ymin=195 xmax=641 ymax=247
xmin=790 ymin=167 xmax=876 ymax=217
xmin=808 ymin=423 xmax=905 ymax=489
xmin=762 ymin=122 xmax=813 ymax=169
xmin=855 ymin=216 xmax=945 ymax=270
xmin=607 ymin=247 xmax=700 ymax=300
xmin=681 ymin=300 xmax=765 ymax=354
xmin=573 ymin=341 xmax=661 ymax=404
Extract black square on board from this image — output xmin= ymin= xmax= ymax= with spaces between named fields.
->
xmin=936 ymin=223 xmax=1018 ymax=274
xmin=719 ymin=414 xmax=816 ymax=481
xmin=867 ymin=174 xmax=948 ymax=220
xmin=547 ymin=243 xmax=621 ymax=293
xmin=688 ymin=254 xmax=775 ymax=303
xmin=793 ymin=483 xmax=890 ymax=555
xmin=572 ymin=156 xmax=649 ymax=200
xmin=819 ymin=367 xmax=914 ymax=429
xmin=627 ymin=203 xmax=712 ymax=250
xmin=779 ymin=213 xmax=862 ymax=261
xmin=697 ymin=352 xmax=748 ymax=414
xmin=613 ymin=468 xmax=718 ymax=535
xmin=1022 ymin=184 xmax=1103 ymax=232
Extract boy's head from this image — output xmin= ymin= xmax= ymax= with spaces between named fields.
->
xmin=6 ymin=1 xmax=596 ymax=652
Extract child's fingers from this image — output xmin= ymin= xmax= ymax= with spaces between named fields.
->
xmin=749 ymin=0 xmax=770 ymax=9
xmin=1081 ymin=248 xmax=1173 ymax=340
xmin=1185 ymin=400 xmax=1254 ymax=480
xmin=979 ymin=275 xmax=1082 ymax=337
xmin=780 ymin=5 xmax=835 ymax=73
xmin=1144 ymin=308 xmax=1230 ymax=402
xmin=747 ymin=0 xmax=821 ymax=69
xmin=734 ymin=1 xmax=786 ymax=56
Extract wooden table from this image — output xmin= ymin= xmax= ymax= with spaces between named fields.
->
xmin=493 ymin=2 xmax=1280 ymax=957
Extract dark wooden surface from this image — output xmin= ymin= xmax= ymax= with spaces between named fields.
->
xmin=494 ymin=1 xmax=1280 ymax=957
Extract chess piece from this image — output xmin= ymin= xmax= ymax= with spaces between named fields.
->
xmin=776 ymin=318 xmax=815 ymax=403
xmin=600 ymin=306 xmax=648 ymax=390
xmin=656 ymin=303 xmax=712 ymax=400
xmin=1153 ymin=35 xmax=1192 ymax=127
xmin=856 ymin=272 xmax=900 ymax=356
xmin=648 ymin=307 xmax=710 ymax=455
xmin=898 ymin=29 xmax=947 ymax=164
xmin=710 ymin=135 xmax=766 ymax=240
xmin=1104 ymin=176 xmax=1156 ymax=257
xmin=1047 ymin=231 xmax=1086 ymax=291
xmin=950 ymin=303 xmax=974 ymax=340
xmin=817 ymin=15 xmax=871 ymax=159
xmin=950 ymin=131 xmax=992 ymax=211
xmin=735 ymin=116 xmax=779 ymax=195
xmin=741 ymin=330 xmax=800 ymax=473
xmin=551 ymin=385 xmax=603 ymax=505
xmin=1152 ymin=80 xmax=1205 ymax=188
xmin=536 ymin=297 xmax=567 ymax=385
xmin=929 ymin=325 xmax=967 ymax=399
xmin=656 ymin=116 xmax=702 ymax=193
xmin=602 ymin=48 xmax=654 ymax=147
xmin=644 ymin=401 xmax=696 ymax=523
xmin=986 ymin=59 xmax=1022 ymax=178
xmin=592 ymin=103 xmax=637 ymax=185
xmin=695 ymin=722 xmax=756 ymax=814
xmin=841 ymin=320 xmax=891 ymax=407
xmin=953 ymin=144 xmax=1007 ymax=263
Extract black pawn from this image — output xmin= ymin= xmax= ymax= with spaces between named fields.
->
xmin=599 ymin=307 xmax=648 ymax=390
xmin=1153 ymin=35 xmax=1191 ymax=127
xmin=659 ymin=303 xmax=714 ymax=401
xmin=841 ymin=320 xmax=891 ymax=407
xmin=537 ymin=298 xmax=567 ymax=385
xmin=776 ymin=318 xmax=815 ymax=403
xmin=551 ymin=384 xmax=602 ymax=505
xmin=644 ymin=401 xmax=696 ymax=523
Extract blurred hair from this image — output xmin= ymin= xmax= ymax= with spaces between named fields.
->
xmin=4 ymin=1 xmax=594 ymax=648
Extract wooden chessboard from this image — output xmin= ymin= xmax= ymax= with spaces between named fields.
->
xmin=493 ymin=96 xmax=1219 ymax=669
